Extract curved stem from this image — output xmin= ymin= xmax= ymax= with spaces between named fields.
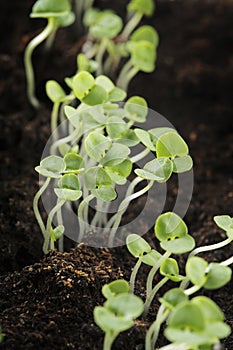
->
xmin=146 ymin=251 xmax=171 ymax=297
xmin=131 ymin=148 xmax=150 ymax=163
xmin=145 ymin=305 xmax=169 ymax=350
xmin=51 ymin=101 xmax=61 ymax=142
xmin=220 ymin=255 xmax=233 ymax=266
xmin=108 ymin=180 xmax=154 ymax=246
xmin=96 ymin=38 xmax=108 ymax=75
xmin=117 ymin=59 xmax=133 ymax=88
xmin=33 ymin=177 xmax=51 ymax=238
xmin=44 ymin=27 xmax=57 ymax=51
xmin=43 ymin=199 xmax=65 ymax=254
xmin=121 ymin=66 xmax=139 ymax=91
xmin=78 ymin=194 xmax=95 ymax=241
xmin=24 ymin=17 xmax=56 ymax=108
xmin=158 ymin=344 xmax=188 ymax=350
xmin=130 ymin=259 xmax=142 ymax=294
xmin=57 ymin=205 xmax=64 ymax=252
xmin=184 ymin=284 xmax=201 ymax=296
xmin=103 ymin=332 xmax=117 ymax=350
xmin=121 ymin=12 xmax=143 ymax=38
xmin=189 ymin=237 xmax=232 ymax=258
xmin=143 ymin=277 xmax=169 ymax=317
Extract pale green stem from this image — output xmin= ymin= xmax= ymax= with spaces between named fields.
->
xmin=108 ymin=180 xmax=154 ymax=246
xmin=105 ymin=177 xmax=143 ymax=229
xmin=78 ymin=194 xmax=95 ymax=241
xmin=43 ymin=199 xmax=65 ymax=254
xmin=44 ymin=27 xmax=57 ymax=51
xmin=146 ymin=252 xmax=171 ymax=297
xmin=131 ymin=148 xmax=150 ymax=163
xmin=50 ymin=128 xmax=80 ymax=155
xmin=24 ymin=17 xmax=56 ymax=108
xmin=51 ymin=101 xmax=60 ymax=141
xmin=33 ymin=177 xmax=51 ymax=238
xmin=144 ymin=277 xmax=169 ymax=317
xmin=103 ymin=332 xmax=117 ymax=350
xmin=180 ymin=237 xmax=233 ymax=290
xmin=220 ymin=255 xmax=233 ymax=266
xmin=184 ymin=284 xmax=201 ymax=296
xmin=57 ymin=205 xmax=64 ymax=252
xmin=120 ymin=66 xmax=139 ymax=91
xmin=96 ymin=38 xmax=108 ymax=75
xmin=145 ymin=305 xmax=169 ymax=350
xmin=117 ymin=59 xmax=133 ymax=88
xmin=121 ymin=12 xmax=143 ymax=38
xmin=130 ymin=259 xmax=142 ymax=294
xmin=158 ymin=344 xmax=188 ymax=350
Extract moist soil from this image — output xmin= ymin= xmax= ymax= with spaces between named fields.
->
xmin=0 ymin=0 xmax=233 ymax=349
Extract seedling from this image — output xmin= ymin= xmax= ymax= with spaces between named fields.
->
xmin=24 ymin=0 xmax=75 ymax=108
xmin=94 ymin=282 xmax=144 ymax=350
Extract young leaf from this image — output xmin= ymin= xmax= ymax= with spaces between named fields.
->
xmin=135 ymin=157 xmax=173 ymax=182
xmin=214 ymin=215 xmax=233 ymax=238
xmin=108 ymin=87 xmax=127 ymax=102
xmin=90 ymin=12 xmax=123 ymax=39
xmin=125 ymin=96 xmax=148 ymax=122
xmin=64 ymin=153 xmax=84 ymax=173
xmin=94 ymin=306 xmax=134 ymax=333
xmin=106 ymin=117 xmax=128 ymax=139
xmin=160 ymin=258 xmax=184 ymax=282
xmin=102 ymin=280 xmax=130 ymax=299
xmin=134 ymin=128 xmax=156 ymax=151
xmin=203 ymin=263 xmax=232 ymax=290
xmin=31 ymin=0 xmax=71 ymax=18
xmin=95 ymin=75 xmax=115 ymax=93
xmin=131 ymin=25 xmax=159 ymax=47
xmin=172 ymin=155 xmax=193 ymax=173
xmin=92 ymin=186 xmax=117 ymax=202
xmin=82 ymin=84 xmax=108 ymax=106
xmin=159 ymin=288 xmax=188 ymax=310
xmin=84 ymin=132 xmax=111 ymax=162
xmin=72 ymin=71 xmax=95 ymax=100
xmin=55 ymin=174 xmax=82 ymax=201
xmin=84 ymin=167 xmax=112 ymax=190
xmin=35 ymin=155 xmax=65 ymax=178
xmin=104 ymin=293 xmax=144 ymax=320
xmin=83 ymin=8 xmax=100 ymax=27
xmin=100 ymin=143 xmax=130 ymax=166
xmin=130 ymin=41 xmax=156 ymax=72
xmin=140 ymin=249 xmax=162 ymax=266
xmin=156 ymin=132 xmax=189 ymax=158
xmin=186 ymin=256 xmax=208 ymax=287
xmin=126 ymin=233 xmax=151 ymax=258
xmin=149 ymin=127 xmax=177 ymax=145
xmin=127 ymin=0 xmax=155 ymax=16
xmin=46 ymin=80 xmax=66 ymax=103
xmin=50 ymin=225 xmax=64 ymax=241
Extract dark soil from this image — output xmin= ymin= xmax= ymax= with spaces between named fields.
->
xmin=0 ymin=0 xmax=233 ymax=349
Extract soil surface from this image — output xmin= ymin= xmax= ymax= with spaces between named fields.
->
xmin=0 ymin=0 xmax=233 ymax=349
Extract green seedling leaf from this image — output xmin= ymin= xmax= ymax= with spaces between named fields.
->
xmin=106 ymin=158 xmax=132 ymax=180
xmin=94 ymin=306 xmax=134 ymax=333
xmin=46 ymin=80 xmax=66 ymax=103
xmin=191 ymin=296 xmax=224 ymax=323
xmin=64 ymin=105 xmax=80 ymax=129
xmin=58 ymin=11 xmax=75 ymax=27
xmin=130 ymin=41 xmax=156 ymax=72
xmin=155 ymin=212 xmax=195 ymax=254
xmin=101 ymin=143 xmax=130 ymax=166
xmin=50 ymin=225 xmax=64 ymax=241
xmin=83 ymin=8 xmax=100 ymax=27
xmin=55 ymin=174 xmax=82 ymax=201
xmin=149 ymin=127 xmax=177 ymax=144
xmin=77 ymin=54 xmax=98 ymax=73
xmin=127 ymin=0 xmax=155 ymax=16
xmin=131 ymin=25 xmax=159 ymax=47
xmin=106 ymin=117 xmax=128 ymax=139
xmin=140 ymin=249 xmax=162 ymax=266
xmin=90 ymin=12 xmax=123 ymax=39
xmin=104 ymin=293 xmax=144 ymax=320
xmin=172 ymin=155 xmax=193 ymax=173
xmin=117 ymin=129 xmax=140 ymax=147
xmin=134 ymin=128 xmax=156 ymax=151
xmin=82 ymin=84 xmax=108 ymax=106
xmin=156 ymin=132 xmax=189 ymax=158
xmin=126 ymin=233 xmax=151 ymax=258
xmin=125 ymin=96 xmax=148 ymax=122
xmin=108 ymin=87 xmax=127 ymax=102
xmin=160 ymin=258 xmax=184 ymax=282
xmin=92 ymin=186 xmax=117 ymax=202
xmin=159 ymin=288 xmax=188 ymax=310
xmin=186 ymin=256 xmax=208 ymax=287
xmin=204 ymin=263 xmax=232 ymax=290
xmin=84 ymin=132 xmax=111 ymax=162
xmin=214 ymin=215 xmax=233 ymax=238
xmin=102 ymin=280 xmax=130 ymax=299
xmin=73 ymin=71 xmax=95 ymax=100
xmin=135 ymin=157 xmax=173 ymax=182
xmin=95 ymin=75 xmax=115 ymax=93
xmin=35 ymin=155 xmax=65 ymax=178
xmin=64 ymin=153 xmax=84 ymax=174
xmin=31 ymin=0 xmax=71 ymax=18
xmin=84 ymin=167 xmax=112 ymax=190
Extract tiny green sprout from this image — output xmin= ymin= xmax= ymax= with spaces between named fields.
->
xmin=214 ymin=215 xmax=233 ymax=238
xmin=164 ymin=296 xmax=231 ymax=348
xmin=89 ymin=12 xmax=123 ymax=40
xmin=63 ymin=152 xmax=84 ymax=174
xmin=122 ymin=0 xmax=155 ymax=38
xmin=130 ymin=25 xmax=159 ymax=48
xmin=125 ymin=96 xmax=148 ymax=123
xmin=145 ymin=289 xmax=188 ymax=350
xmin=160 ymin=258 xmax=184 ymax=282
xmin=102 ymin=280 xmax=130 ymax=299
xmin=55 ymin=173 xmax=82 ymax=201
xmin=24 ymin=0 xmax=75 ymax=108
xmin=49 ymin=225 xmax=64 ymax=250
xmin=185 ymin=256 xmax=232 ymax=293
xmin=94 ymin=293 xmax=144 ymax=350
xmin=155 ymin=212 xmax=195 ymax=254
xmin=135 ymin=157 xmax=173 ymax=182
